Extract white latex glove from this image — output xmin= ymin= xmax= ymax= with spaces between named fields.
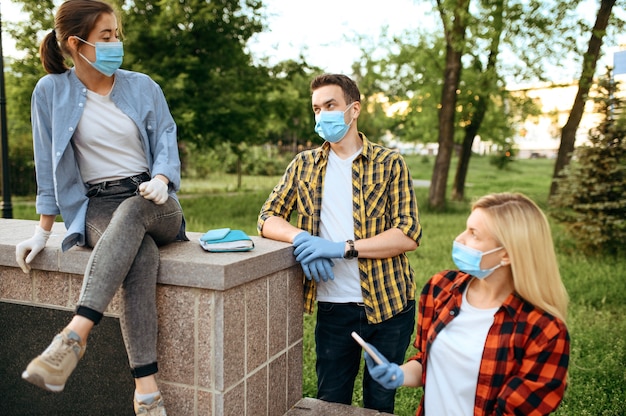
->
xmin=138 ymin=177 xmax=169 ymax=204
xmin=15 ymin=225 xmax=51 ymax=273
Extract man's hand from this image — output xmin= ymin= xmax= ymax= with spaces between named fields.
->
xmin=16 ymin=226 xmax=51 ymax=273
xmin=301 ymin=258 xmax=335 ymax=282
xmin=363 ymin=343 xmax=404 ymax=390
xmin=139 ymin=177 xmax=169 ymax=204
xmin=293 ymin=235 xmax=344 ymax=265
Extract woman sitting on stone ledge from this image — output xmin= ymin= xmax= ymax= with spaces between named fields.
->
xmin=15 ymin=1 xmax=187 ymax=415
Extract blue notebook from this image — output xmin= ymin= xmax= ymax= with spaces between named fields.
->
xmin=199 ymin=228 xmax=254 ymax=252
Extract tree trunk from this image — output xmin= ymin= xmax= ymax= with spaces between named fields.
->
xmin=452 ymin=0 xmax=503 ymax=201
xmin=429 ymin=0 xmax=471 ymax=210
xmin=452 ymin=98 xmax=484 ymax=201
xmin=550 ymin=0 xmax=616 ymax=198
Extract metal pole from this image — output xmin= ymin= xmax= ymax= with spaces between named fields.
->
xmin=0 ymin=6 xmax=14 ymax=218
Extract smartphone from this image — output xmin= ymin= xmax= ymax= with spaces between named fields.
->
xmin=351 ymin=331 xmax=384 ymax=365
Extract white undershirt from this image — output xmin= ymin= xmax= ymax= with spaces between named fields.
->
xmin=316 ymin=148 xmax=362 ymax=303
xmin=424 ymin=283 xmax=498 ymax=416
xmin=73 ymin=88 xmax=148 ymax=185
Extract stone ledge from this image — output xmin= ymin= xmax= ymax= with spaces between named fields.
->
xmin=285 ymin=398 xmax=396 ymax=415
xmin=0 ymin=218 xmax=296 ymax=290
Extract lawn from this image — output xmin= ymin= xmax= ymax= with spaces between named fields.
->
xmin=11 ymin=154 xmax=626 ymax=415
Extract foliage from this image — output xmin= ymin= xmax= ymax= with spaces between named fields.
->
xmin=262 ymin=60 xmax=322 ymax=149
xmin=119 ymin=0 xmax=270 ymax=151
xmin=2 ymin=1 xmax=53 ymax=196
xmin=550 ymin=73 xmax=626 ymax=256
xmin=488 ymin=140 xmax=516 ymax=170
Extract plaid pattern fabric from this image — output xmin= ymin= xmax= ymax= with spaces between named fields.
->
xmin=258 ymin=134 xmax=422 ymax=324
xmin=409 ymin=270 xmax=570 ymax=416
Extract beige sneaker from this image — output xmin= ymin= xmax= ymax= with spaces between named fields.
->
xmin=134 ymin=394 xmax=167 ymax=415
xmin=22 ymin=328 xmax=86 ymax=392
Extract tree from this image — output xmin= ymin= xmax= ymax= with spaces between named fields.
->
xmin=550 ymin=0 xmax=617 ymax=198
xmin=120 ymin=0 xmax=269 ymax=148
xmin=451 ymin=0 xmax=503 ymax=201
xmin=550 ymin=70 xmax=625 ymax=255
xmin=263 ymin=59 xmax=321 ymax=154
xmin=428 ymin=0 xmax=471 ymax=210
xmin=8 ymin=0 xmax=273 ymax=188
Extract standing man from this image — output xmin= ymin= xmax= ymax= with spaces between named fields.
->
xmin=258 ymin=73 xmax=422 ymax=413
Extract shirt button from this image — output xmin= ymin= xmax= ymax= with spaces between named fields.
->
xmin=69 ymin=127 xmax=74 ymax=132
xmin=147 ymin=125 xmax=153 ymax=130
xmin=79 ymin=103 xmax=84 ymax=107
xmin=450 ymin=310 xmax=456 ymax=316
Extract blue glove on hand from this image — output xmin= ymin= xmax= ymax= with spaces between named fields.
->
xmin=293 ymin=235 xmax=344 ymax=265
xmin=301 ymin=258 xmax=335 ymax=282
xmin=363 ymin=343 xmax=404 ymax=390
xmin=293 ymin=231 xmax=314 ymax=247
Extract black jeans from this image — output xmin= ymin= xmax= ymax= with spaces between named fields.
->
xmin=315 ymin=300 xmax=416 ymax=413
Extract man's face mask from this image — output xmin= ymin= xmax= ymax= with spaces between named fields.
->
xmin=75 ymin=36 xmax=124 ymax=77
xmin=314 ymin=102 xmax=355 ymax=143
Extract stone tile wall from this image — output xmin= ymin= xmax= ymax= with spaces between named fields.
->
xmin=0 ymin=218 xmax=303 ymax=416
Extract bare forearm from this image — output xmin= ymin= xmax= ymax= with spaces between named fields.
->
xmin=39 ymin=215 xmax=56 ymax=232
xmin=354 ymin=228 xmax=418 ymax=259
xmin=261 ymin=216 xmax=304 ymax=243
xmin=401 ymin=360 xmax=423 ymax=387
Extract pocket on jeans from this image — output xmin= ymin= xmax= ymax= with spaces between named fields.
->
xmin=399 ymin=299 xmax=416 ymax=316
xmin=317 ymin=302 xmax=335 ymax=314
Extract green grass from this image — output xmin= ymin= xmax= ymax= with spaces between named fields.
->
xmin=10 ymin=155 xmax=626 ymax=415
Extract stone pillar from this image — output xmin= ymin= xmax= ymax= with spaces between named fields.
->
xmin=0 ymin=218 xmax=303 ymax=416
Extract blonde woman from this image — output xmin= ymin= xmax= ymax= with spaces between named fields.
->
xmin=364 ymin=193 xmax=569 ymax=415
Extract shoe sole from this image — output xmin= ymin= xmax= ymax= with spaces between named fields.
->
xmin=22 ymin=370 xmax=65 ymax=393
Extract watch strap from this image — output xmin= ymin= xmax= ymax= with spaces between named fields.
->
xmin=344 ymin=239 xmax=358 ymax=259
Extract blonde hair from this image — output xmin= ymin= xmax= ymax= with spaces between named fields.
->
xmin=473 ymin=193 xmax=568 ymax=323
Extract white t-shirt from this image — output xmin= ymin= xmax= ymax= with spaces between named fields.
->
xmin=424 ymin=283 xmax=498 ymax=416
xmin=72 ymin=87 xmax=148 ymax=185
xmin=316 ymin=148 xmax=362 ymax=303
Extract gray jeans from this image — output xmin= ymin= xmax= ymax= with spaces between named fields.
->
xmin=79 ymin=177 xmax=183 ymax=376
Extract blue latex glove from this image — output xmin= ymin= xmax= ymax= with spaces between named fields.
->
xmin=363 ymin=342 xmax=404 ymax=390
xmin=293 ymin=235 xmax=344 ymax=265
xmin=301 ymin=258 xmax=335 ymax=282
xmin=293 ymin=231 xmax=314 ymax=247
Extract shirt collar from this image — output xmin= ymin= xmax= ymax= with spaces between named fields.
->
xmin=451 ymin=271 xmax=522 ymax=319
xmin=314 ymin=132 xmax=371 ymax=164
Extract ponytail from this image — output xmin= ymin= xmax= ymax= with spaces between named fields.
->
xmin=39 ymin=30 xmax=68 ymax=74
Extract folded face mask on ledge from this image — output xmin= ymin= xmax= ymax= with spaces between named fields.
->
xmin=199 ymin=228 xmax=254 ymax=252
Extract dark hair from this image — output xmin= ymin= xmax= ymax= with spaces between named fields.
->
xmin=39 ymin=0 xmax=120 ymax=74
xmin=310 ymin=74 xmax=361 ymax=104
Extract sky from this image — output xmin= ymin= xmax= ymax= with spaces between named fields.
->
xmin=1 ymin=0 xmax=624 ymax=78
xmin=1 ymin=0 xmax=434 ymax=75
xmin=245 ymin=0 xmax=435 ymax=74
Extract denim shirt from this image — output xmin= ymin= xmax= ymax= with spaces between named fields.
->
xmin=31 ymin=68 xmax=185 ymax=251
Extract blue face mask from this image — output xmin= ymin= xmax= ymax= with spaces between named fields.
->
xmin=451 ymin=241 xmax=503 ymax=279
xmin=75 ymin=36 xmax=124 ymax=77
xmin=314 ymin=102 xmax=355 ymax=143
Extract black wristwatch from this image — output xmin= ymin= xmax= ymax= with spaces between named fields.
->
xmin=344 ymin=239 xmax=358 ymax=259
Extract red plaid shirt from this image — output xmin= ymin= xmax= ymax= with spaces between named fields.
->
xmin=408 ymin=270 xmax=569 ymax=416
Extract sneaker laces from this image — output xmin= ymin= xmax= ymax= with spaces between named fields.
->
xmin=43 ymin=335 xmax=80 ymax=366
xmin=136 ymin=398 xmax=165 ymax=415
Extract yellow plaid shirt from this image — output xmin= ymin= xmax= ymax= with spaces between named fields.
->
xmin=258 ymin=134 xmax=422 ymax=324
